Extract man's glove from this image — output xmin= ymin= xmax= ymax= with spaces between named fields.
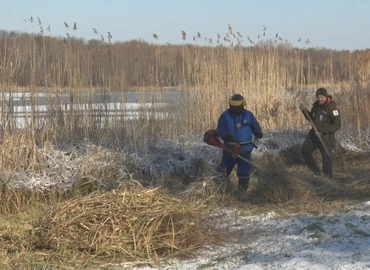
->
xmin=254 ymin=132 xmax=263 ymax=139
xmin=223 ymin=133 xmax=233 ymax=143
xmin=299 ymin=103 xmax=306 ymax=111
xmin=315 ymin=131 xmax=321 ymax=138
xmin=232 ymin=143 xmax=240 ymax=159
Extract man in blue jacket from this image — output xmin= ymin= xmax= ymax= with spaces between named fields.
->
xmin=216 ymin=94 xmax=263 ymax=191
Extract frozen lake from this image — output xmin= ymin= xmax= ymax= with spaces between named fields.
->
xmin=0 ymin=90 xmax=186 ymax=128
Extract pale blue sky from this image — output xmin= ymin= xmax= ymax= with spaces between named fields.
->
xmin=1 ymin=0 xmax=369 ymax=51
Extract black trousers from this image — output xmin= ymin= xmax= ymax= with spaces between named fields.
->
xmin=301 ymin=138 xmax=334 ymax=178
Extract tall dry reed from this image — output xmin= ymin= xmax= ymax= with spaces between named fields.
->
xmin=0 ymin=23 xmax=369 ymax=147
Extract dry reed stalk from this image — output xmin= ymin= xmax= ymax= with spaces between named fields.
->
xmin=35 ymin=187 xmax=211 ymax=262
xmin=0 ymin=28 xmax=369 ymax=152
xmin=0 ymin=183 xmax=62 ymax=214
xmin=0 ymin=130 xmax=43 ymax=172
xmin=1 ymin=28 xmax=369 ymax=92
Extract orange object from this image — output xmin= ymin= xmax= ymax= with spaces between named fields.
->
xmin=232 ymin=143 xmax=240 ymax=159
xmin=203 ymin=129 xmax=237 ymax=155
xmin=203 ymin=129 xmax=223 ymax=148
xmin=203 ymin=129 xmax=265 ymax=172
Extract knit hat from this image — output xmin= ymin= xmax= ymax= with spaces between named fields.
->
xmin=316 ymin=87 xmax=328 ymax=97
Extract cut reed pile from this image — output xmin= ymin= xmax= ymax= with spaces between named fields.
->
xmin=249 ymin=151 xmax=362 ymax=204
xmin=251 ymin=167 xmax=312 ymax=204
xmin=175 ymin=152 xmax=315 ymax=205
xmin=34 ymin=186 xmax=212 ymax=262
xmin=248 ymin=154 xmax=314 ymax=204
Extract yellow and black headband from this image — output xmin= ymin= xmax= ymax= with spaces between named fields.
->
xmin=228 ymin=98 xmax=245 ymax=106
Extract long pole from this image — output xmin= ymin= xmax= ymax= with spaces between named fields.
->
xmin=214 ymin=141 xmax=265 ymax=172
xmin=302 ymin=109 xmax=332 ymax=160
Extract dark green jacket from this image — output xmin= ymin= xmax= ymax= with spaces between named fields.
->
xmin=303 ymin=96 xmax=341 ymax=146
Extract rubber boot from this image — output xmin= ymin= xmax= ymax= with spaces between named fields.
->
xmin=238 ymin=177 xmax=250 ymax=191
xmin=320 ymin=145 xmax=333 ymax=178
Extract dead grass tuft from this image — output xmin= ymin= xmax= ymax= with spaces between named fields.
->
xmin=0 ymin=131 xmax=43 ymax=172
xmin=179 ymin=177 xmax=231 ymax=203
xmin=252 ymin=167 xmax=311 ymax=204
xmin=69 ymin=145 xmax=136 ymax=195
xmin=249 ymin=147 xmax=370 ymax=205
xmin=250 ymin=155 xmax=312 ymax=204
xmin=0 ymin=184 xmax=64 ymax=214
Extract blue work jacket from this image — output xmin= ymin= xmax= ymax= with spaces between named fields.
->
xmin=216 ymin=109 xmax=262 ymax=153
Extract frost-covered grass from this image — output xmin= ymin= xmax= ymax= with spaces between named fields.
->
xmin=0 ymin=129 xmax=370 ymax=269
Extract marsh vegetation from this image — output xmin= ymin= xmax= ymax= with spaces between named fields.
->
xmin=0 ymin=20 xmax=369 ymax=268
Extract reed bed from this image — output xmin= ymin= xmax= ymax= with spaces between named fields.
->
xmin=0 ymin=21 xmax=369 ymax=268
xmin=1 ymin=24 xmax=370 ymax=144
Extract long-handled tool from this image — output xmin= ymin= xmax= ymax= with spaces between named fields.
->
xmin=203 ymin=129 xmax=265 ymax=172
xmin=302 ymin=109 xmax=332 ymax=160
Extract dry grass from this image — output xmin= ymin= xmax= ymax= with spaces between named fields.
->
xmin=0 ymin=148 xmax=369 ymax=268
xmin=0 ymin=130 xmax=43 ymax=173
xmin=1 ymin=26 xmax=370 ymax=143
xmin=164 ymin=147 xmax=370 ymax=208
xmin=0 ymin=23 xmax=369 ymax=269
xmin=251 ymin=167 xmax=311 ymax=204
xmin=0 ymin=184 xmax=62 ymax=214
xmin=179 ymin=176 xmax=237 ymax=204
xmin=34 ymin=186 xmax=213 ymax=264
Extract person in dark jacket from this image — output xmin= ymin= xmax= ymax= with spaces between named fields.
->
xmin=216 ymin=94 xmax=263 ymax=191
xmin=300 ymin=87 xmax=341 ymax=178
